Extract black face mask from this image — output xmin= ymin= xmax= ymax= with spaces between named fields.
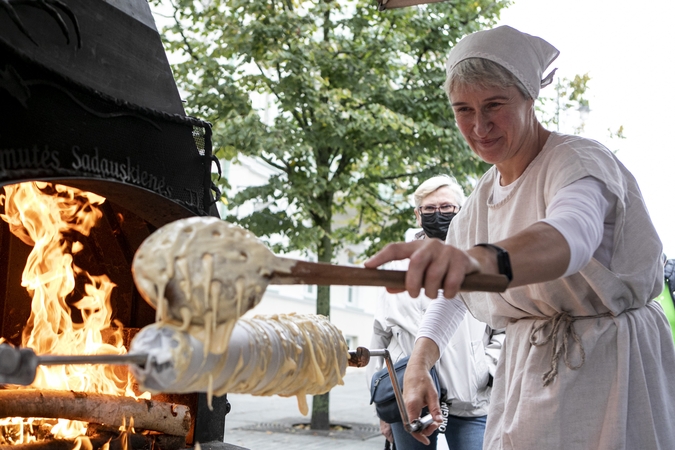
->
xmin=420 ymin=211 xmax=456 ymax=240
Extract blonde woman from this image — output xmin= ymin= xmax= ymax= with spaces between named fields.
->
xmin=367 ymin=175 xmax=501 ymax=450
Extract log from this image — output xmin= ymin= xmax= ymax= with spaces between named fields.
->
xmin=0 ymin=440 xmax=73 ymax=450
xmin=0 ymin=432 xmax=186 ymax=450
xmin=0 ymin=390 xmax=190 ymax=437
xmin=89 ymin=424 xmax=188 ymax=450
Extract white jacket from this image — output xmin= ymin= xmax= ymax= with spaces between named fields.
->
xmin=365 ymin=230 xmax=503 ymax=417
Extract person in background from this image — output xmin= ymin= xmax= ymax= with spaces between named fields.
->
xmin=365 ymin=25 xmax=675 ymax=449
xmin=366 ymin=175 xmax=501 ymax=450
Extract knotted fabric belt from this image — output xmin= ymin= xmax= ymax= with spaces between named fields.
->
xmin=527 ymin=308 xmax=636 ymax=387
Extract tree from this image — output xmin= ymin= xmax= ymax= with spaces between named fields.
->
xmin=537 ymin=73 xmax=625 ymax=147
xmin=150 ymin=0 xmax=508 ymax=430
xmin=537 ymin=73 xmax=591 ymax=134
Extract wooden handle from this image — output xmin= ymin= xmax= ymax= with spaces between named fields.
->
xmin=268 ymin=259 xmax=509 ymax=293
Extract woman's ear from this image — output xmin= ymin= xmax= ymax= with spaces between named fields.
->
xmin=414 ymin=208 xmax=422 ymax=227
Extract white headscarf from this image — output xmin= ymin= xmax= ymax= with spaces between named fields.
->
xmin=445 ymin=25 xmax=559 ymax=99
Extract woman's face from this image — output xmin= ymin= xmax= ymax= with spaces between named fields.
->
xmin=414 ymin=186 xmax=459 ymax=227
xmin=450 ymin=83 xmax=537 ymax=167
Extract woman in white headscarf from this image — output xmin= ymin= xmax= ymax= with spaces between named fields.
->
xmin=365 ymin=25 xmax=675 ymax=449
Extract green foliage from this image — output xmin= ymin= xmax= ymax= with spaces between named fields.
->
xmin=537 ymin=73 xmax=591 ymax=134
xmin=150 ymin=0 xmax=509 ymax=430
xmin=150 ymin=0 xmax=509 ymax=260
xmin=608 ymin=125 xmax=626 ymax=140
xmin=537 ymin=73 xmax=625 ymax=144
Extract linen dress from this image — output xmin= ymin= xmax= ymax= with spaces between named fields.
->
xmin=449 ymin=132 xmax=675 ymax=449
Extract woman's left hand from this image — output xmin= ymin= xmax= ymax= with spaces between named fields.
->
xmin=402 ymin=338 xmax=444 ymax=444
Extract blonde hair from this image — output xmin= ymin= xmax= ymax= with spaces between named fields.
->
xmin=413 ymin=175 xmax=466 ymax=208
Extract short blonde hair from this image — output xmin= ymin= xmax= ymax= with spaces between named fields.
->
xmin=413 ymin=175 xmax=466 ymax=208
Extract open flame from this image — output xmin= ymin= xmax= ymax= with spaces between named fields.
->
xmin=0 ymin=182 xmax=146 ymax=445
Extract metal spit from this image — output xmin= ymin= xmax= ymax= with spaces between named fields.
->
xmin=1 ymin=343 xmax=434 ymax=435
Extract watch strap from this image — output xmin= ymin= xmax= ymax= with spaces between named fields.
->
xmin=474 ymin=243 xmax=513 ymax=282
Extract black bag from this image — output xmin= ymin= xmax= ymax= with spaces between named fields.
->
xmin=369 ymin=355 xmax=441 ymax=424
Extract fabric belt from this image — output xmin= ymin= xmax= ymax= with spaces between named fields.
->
xmin=526 ymin=308 xmax=637 ymax=387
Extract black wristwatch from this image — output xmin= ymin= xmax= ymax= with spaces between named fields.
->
xmin=474 ymin=243 xmax=513 ymax=282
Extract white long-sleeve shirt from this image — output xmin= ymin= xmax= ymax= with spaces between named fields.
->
xmin=419 ymin=176 xmax=616 ymax=350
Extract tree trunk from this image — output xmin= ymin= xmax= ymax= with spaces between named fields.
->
xmin=310 ymin=390 xmax=330 ymax=430
xmin=311 ymin=230 xmax=333 ymax=430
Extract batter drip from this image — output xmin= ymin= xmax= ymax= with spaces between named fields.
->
xmin=130 ymin=313 xmax=348 ymax=415
xmin=131 ymin=217 xmax=349 ymax=413
xmin=132 ymin=217 xmax=295 ymax=353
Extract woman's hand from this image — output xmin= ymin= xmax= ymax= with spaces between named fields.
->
xmin=403 ymin=363 xmax=443 ymax=444
xmin=402 ymin=338 xmax=444 ymax=445
xmin=365 ymin=238 xmax=482 ymax=299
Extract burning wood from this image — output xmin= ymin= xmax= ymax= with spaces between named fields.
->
xmin=0 ymin=182 xmax=156 ymax=444
xmin=0 ymin=390 xmax=190 ymax=437
xmin=0 ymin=432 xmax=186 ymax=450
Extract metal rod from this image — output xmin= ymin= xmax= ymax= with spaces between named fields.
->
xmin=352 ymin=347 xmax=433 ymax=434
xmin=380 ymin=349 xmax=414 ymax=430
xmin=37 ymin=353 xmax=148 ymax=367
xmin=366 ymin=349 xmax=388 ymax=358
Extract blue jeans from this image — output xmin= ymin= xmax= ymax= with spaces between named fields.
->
xmin=390 ymin=415 xmax=487 ymax=450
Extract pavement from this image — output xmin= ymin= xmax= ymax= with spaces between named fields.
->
xmin=220 ymin=368 xmax=388 ymax=450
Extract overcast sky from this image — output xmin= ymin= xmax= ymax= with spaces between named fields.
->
xmin=496 ymin=0 xmax=675 ymax=257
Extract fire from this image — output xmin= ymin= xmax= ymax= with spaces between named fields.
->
xmin=0 ymin=182 xmax=146 ymax=445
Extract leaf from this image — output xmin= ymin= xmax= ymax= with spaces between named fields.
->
xmin=152 ymin=0 xmax=501 ymax=346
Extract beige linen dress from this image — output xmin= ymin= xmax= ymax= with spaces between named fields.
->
xmin=449 ymin=132 xmax=675 ymax=449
